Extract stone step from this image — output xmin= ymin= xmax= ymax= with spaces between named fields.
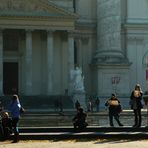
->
xmin=18 ymin=126 xmax=148 ymax=133
xmin=8 ymin=126 xmax=148 ymax=140
xmin=18 ymin=110 xmax=148 ymax=127
xmin=17 ymin=132 xmax=148 ymax=140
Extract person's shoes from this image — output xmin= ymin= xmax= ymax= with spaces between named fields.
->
xmin=132 ymin=124 xmax=137 ymax=127
xmin=11 ymin=140 xmax=19 ymax=143
xmin=119 ymin=123 xmax=123 ymax=126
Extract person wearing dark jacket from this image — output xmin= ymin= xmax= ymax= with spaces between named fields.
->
xmin=130 ymin=84 xmax=143 ymax=127
xmin=75 ymin=100 xmax=80 ymax=111
xmin=105 ymin=94 xmax=123 ymax=127
xmin=73 ymin=107 xmax=88 ymax=130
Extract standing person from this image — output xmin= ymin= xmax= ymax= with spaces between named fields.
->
xmin=95 ymin=97 xmax=100 ymax=112
xmin=130 ymin=84 xmax=143 ymax=127
xmin=0 ymin=101 xmax=3 ymax=112
xmin=105 ymin=94 xmax=123 ymax=127
xmin=8 ymin=94 xmax=22 ymax=143
xmin=54 ymin=99 xmax=59 ymax=112
xmin=75 ymin=100 xmax=80 ymax=111
xmin=59 ymin=97 xmax=63 ymax=113
xmin=87 ymin=99 xmax=93 ymax=112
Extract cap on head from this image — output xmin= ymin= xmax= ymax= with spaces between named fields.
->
xmin=135 ymin=84 xmax=141 ymax=90
xmin=112 ymin=93 xmax=116 ymax=97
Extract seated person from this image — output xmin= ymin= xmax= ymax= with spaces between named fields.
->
xmin=72 ymin=107 xmax=88 ymax=130
xmin=1 ymin=112 xmax=12 ymax=139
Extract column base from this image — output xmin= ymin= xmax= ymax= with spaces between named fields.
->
xmin=95 ymin=64 xmax=131 ymax=97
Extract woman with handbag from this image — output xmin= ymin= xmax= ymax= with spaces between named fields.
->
xmin=130 ymin=84 xmax=143 ymax=127
xmin=105 ymin=93 xmax=123 ymax=127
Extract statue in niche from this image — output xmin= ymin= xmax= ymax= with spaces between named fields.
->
xmin=71 ymin=67 xmax=85 ymax=92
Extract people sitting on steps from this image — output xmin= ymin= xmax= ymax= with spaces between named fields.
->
xmin=72 ymin=107 xmax=88 ymax=131
xmin=1 ymin=112 xmax=12 ymax=140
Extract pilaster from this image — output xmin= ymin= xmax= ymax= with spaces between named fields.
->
xmin=0 ymin=30 xmax=3 ymax=95
xmin=25 ymin=29 xmax=33 ymax=95
xmin=68 ymin=32 xmax=75 ymax=94
xmin=46 ymin=30 xmax=54 ymax=95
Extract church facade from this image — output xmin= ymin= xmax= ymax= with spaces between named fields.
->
xmin=0 ymin=0 xmax=148 ymax=99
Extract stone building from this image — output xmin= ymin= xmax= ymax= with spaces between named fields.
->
xmin=0 ymin=0 xmax=148 ymax=101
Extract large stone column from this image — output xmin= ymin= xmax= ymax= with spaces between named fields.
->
xmin=0 ymin=30 xmax=3 ymax=95
xmin=46 ymin=30 xmax=53 ymax=95
xmin=68 ymin=32 xmax=75 ymax=70
xmin=93 ymin=0 xmax=130 ymax=97
xmin=25 ymin=30 xmax=33 ymax=95
xmin=96 ymin=0 xmax=124 ymax=63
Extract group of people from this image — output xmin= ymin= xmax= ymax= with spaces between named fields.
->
xmin=87 ymin=97 xmax=100 ymax=112
xmin=105 ymin=84 xmax=144 ymax=127
xmin=0 ymin=84 xmax=145 ymax=140
xmin=73 ymin=83 xmax=144 ymax=129
xmin=0 ymin=94 xmax=24 ymax=143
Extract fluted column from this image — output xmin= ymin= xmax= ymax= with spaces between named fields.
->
xmin=68 ymin=33 xmax=74 ymax=70
xmin=46 ymin=30 xmax=54 ymax=95
xmin=68 ymin=32 xmax=74 ymax=94
xmin=96 ymin=0 xmax=124 ymax=63
xmin=0 ymin=30 xmax=3 ymax=95
xmin=25 ymin=30 xmax=33 ymax=95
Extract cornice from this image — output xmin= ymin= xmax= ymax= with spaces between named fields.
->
xmin=39 ymin=0 xmax=78 ymax=18
xmin=76 ymin=19 xmax=97 ymax=28
xmin=0 ymin=0 xmax=78 ymax=20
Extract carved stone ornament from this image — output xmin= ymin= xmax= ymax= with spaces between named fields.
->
xmin=0 ymin=0 xmax=49 ymax=13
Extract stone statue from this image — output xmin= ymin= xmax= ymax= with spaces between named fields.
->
xmin=71 ymin=67 xmax=85 ymax=92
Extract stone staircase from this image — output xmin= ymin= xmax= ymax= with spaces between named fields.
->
xmin=7 ymin=126 xmax=148 ymax=140
xmin=1 ymin=110 xmax=148 ymax=141
xmin=19 ymin=109 xmax=148 ymax=127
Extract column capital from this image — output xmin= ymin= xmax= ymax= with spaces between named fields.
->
xmin=25 ymin=29 xmax=34 ymax=33
xmin=46 ymin=29 xmax=55 ymax=32
xmin=68 ymin=31 xmax=75 ymax=37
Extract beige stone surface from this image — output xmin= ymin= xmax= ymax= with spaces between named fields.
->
xmin=0 ymin=140 xmax=148 ymax=148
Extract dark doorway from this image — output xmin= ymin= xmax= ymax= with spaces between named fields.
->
xmin=3 ymin=62 xmax=18 ymax=95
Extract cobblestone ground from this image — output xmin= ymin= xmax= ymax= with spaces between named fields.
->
xmin=0 ymin=139 xmax=148 ymax=148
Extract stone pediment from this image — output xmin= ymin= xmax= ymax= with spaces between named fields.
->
xmin=0 ymin=0 xmax=77 ymax=19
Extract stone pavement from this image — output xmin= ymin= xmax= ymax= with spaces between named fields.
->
xmin=0 ymin=139 xmax=148 ymax=148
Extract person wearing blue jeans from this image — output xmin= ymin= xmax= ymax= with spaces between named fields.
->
xmin=8 ymin=94 xmax=21 ymax=143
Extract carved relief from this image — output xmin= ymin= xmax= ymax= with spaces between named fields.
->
xmin=0 ymin=0 xmax=48 ymax=13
